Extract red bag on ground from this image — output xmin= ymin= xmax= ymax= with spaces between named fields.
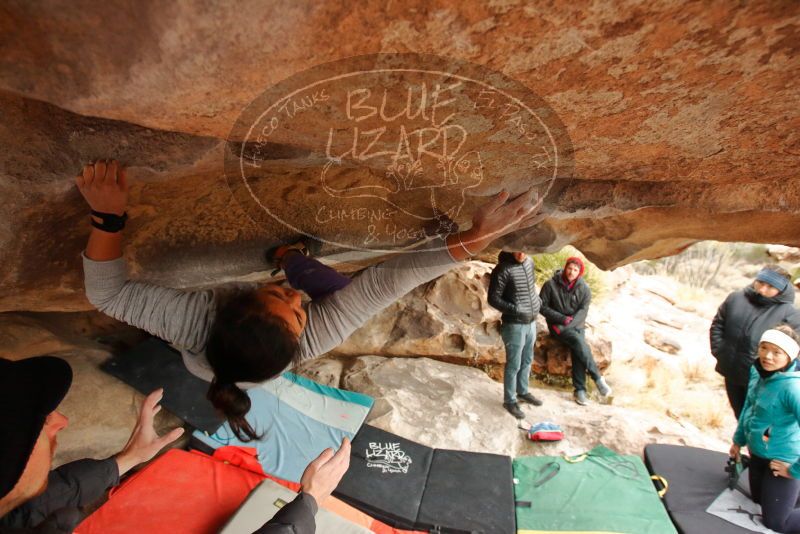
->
xmin=527 ymin=422 xmax=564 ymax=442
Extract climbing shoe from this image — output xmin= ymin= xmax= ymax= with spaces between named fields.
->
xmin=518 ymin=392 xmax=543 ymax=406
xmin=574 ymin=390 xmax=589 ymax=406
xmin=503 ymin=402 xmax=525 ymax=419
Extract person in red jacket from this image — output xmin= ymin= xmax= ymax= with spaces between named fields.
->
xmin=539 ymin=257 xmax=611 ymax=406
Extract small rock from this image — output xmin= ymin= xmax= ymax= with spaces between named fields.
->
xmin=644 ymin=329 xmax=682 ymax=354
xmin=645 ymin=314 xmax=686 ymax=330
xmin=767 ymin=245 xmax=800 ymax=263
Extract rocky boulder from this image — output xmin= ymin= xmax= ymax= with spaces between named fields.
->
xmin=767 ymin=245 xmax=800 ymax=264
xmin=295 ymin=355 xmax=729 ymax=457
xmin=643 ymin=329 xmax=682 ymax=355
xmin=533 ymin=318 xmax=613 ymax=377
xmin=0 ymin=2 xmax=799 ymax=311
xmin=333 ymin=261 xmax=504 ymax=364
xmin=332 ymin=260 xmax=613 ymax=377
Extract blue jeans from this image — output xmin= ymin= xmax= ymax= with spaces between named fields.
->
xmin=501 ymin=322 xmax=535 ymax=404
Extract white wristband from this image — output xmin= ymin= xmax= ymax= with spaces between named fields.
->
xmin=457 ymin=233 xmax=475 ymax=257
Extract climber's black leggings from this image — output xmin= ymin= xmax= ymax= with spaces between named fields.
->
xmin=750 ymin=453 xmax=800 ymax=533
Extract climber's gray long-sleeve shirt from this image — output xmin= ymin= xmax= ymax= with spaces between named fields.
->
xmin=82 ymin=240 xmax=458 ymax=384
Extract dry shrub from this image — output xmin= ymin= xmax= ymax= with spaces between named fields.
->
xmin=640 ymin=356 xmax=661 ymax=375
xmin=676 ymin=285 xmax=708 ymax=305
xmin=681 ymin=359 xmax=712 ymax=382
xmin=701 ymin=406 xmax=728 ymax=430
xmin=639 ymin=357 xmax=676 ymax=392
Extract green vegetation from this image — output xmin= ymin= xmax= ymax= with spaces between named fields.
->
xmin=632 ymin=241 xmax=772 ymax=290
xmin=532 ymin=246 xmax=608 ymax=301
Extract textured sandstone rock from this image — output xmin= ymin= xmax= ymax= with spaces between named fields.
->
xmin=0 ymin=1 xmax=799 ymax=311
xmin=767 ymin=245 xmax=800 ymax=263
xmin=333 ymin=261 xmax=505 ymax=363
xmin=0 ymin=314 xmax=78 ymax=360
xmin=533 ymin=318 xmax=613 ymax=377
xmin=643 ymin=329 xmax=682 ymax=355
xmin=332 ymin=260 xmax=613 ymax=376
xmin=296 ymin=354 xmax=728 ymax=457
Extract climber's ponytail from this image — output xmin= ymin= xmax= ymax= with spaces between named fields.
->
xmin=204 ymin=289 xmax=301 ymax=441
xmin=206 ymin=379 xmax=261 ymax=441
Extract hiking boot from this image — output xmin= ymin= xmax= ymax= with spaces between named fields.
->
xmin=596 ymin=377 xmax=612 ymax=398
xmin=518 ymin=392 xmax=543 ymax=406
xmin=503 ymin=402 xmax=525 ymax=419
xmin=574 ymin=390 xmax=589 ymax=406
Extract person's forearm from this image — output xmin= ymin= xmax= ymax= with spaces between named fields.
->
xmin=540 ymin=305 xmax=567 ymax=324
xmin=15 ymin=458 xmax=121 ymax=522
xmin=85 ymin=223 xmax=124 ymax=261
xmin=446 ymin=228 xmax=491 ymax=261
xmin=114 ymin=450 xmax=139 ymax=477
xmin=252 ymin=492 xmax=317 ymax=533
xmin=572 ymin=307 xmax=589 ymax=325
xmin=489 ymin=295 xmax=517 ymax=315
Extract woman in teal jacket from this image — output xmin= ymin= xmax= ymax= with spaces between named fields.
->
xmin=731 ymin=324 xmax=800 ymax=533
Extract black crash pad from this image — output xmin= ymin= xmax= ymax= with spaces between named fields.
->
xmin=416 ymin=448 xmax=515 ymax=534
xmin=101 ymin=337 xmax=224 ymax=433
xmin=334 ymin=425 xmax=516 ymax=533
xmin=334 ymin=424 xmax=434 ymax=529
xmin=644 ymin=443 xmax=755 ymax=534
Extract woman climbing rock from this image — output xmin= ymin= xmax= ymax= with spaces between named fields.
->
xmin=77 ymin=159 xmax=544 ymax=440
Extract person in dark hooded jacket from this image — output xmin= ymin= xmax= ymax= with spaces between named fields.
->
xmin=488 ymin=251 xmax=543 ymax=419
xmin=710 ymin=264 xmax=800 ymax=418
xmin=539 ymin=257 xmax=611 ymax=406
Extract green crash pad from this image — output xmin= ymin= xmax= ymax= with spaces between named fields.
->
xmin=513 ymin=445 xmax=677 ymax=534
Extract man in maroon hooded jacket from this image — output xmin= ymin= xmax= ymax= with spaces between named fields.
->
xmin=539 ymin=257 xmax=612 ymax=406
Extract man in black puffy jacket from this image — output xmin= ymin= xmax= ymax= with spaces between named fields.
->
xmin=710 ymin=264 xmax=800 ymax=418
xmin=539 ymin=257 xmax=611 ymax=406
xmin=488 ymin=251 xmax=544 ymax=419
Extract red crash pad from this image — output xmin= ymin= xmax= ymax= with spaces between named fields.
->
xmin=76 ymin=448 xmax=263 ymax=534
xmin=76 ymin=446 xmax=422 ymax=534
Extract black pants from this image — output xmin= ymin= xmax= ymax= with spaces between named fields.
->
xmin=552 ymin=327 xmax=600 ymax=392
xmin=725 ymin=378 xmax=748 ymax=420
xmin=750 ymin=453 xmax=800 ymax=533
